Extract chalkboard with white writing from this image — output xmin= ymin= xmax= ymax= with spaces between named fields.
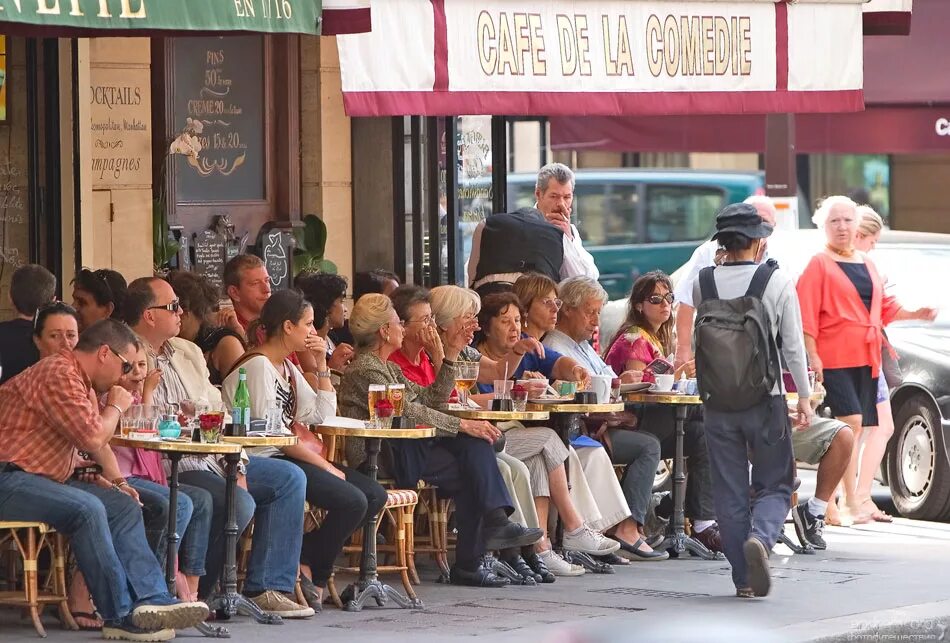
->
xmin=192 ymin=230 xmax=226 ymax=291
xmin=262 ymin=229 xmax=294 ymax=292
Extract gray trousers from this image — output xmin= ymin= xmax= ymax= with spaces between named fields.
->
xmin=606 ymin=429 xmax=662 ymax=525
xmin=704 ymin=395 xmax=793 ymax=589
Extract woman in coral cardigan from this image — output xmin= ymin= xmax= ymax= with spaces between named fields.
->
xmin=796 ymin=195 xmax=936 ymax=525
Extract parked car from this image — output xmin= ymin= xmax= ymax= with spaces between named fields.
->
xmin=602 ymin=229 xmax=950 ymax=520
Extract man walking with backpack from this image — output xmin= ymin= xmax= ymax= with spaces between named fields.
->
xmin=693 ymin=203 xmax=813 ymax=599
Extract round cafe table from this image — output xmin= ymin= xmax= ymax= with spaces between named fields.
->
xmin=441 ymin=408 xmax=550 ymax=423
xmin=209 ymin=434 xmax=298 ymax=625
xmin=110 ymin=436 xmax=242 ymax=638
xmin=311 ymin=423 xmax=435 ymax=612
xmin=624 ymin=391 xmax=825 ymax=560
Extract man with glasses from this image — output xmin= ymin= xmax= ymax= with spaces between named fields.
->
xmin=0 ymin=319 xmax=209 ymax=641
xmin=124 ymin=277 xmax=313 ymax=619
xmin=0 ymin=263 xmax=56 ymax=384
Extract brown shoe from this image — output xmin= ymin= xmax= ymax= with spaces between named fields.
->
xmin=692 ymin=525 xmax=723 ymax=553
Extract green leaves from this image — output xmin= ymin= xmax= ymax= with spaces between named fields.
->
xmin=153 ymin=199 xmax=180 ymax=273
xmin=293 ymin=214 xmax=337 ymax=275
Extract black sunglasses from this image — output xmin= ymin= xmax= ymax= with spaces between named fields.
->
xmin=148 ymin=299 xmax=181 ymax=313
xmin=647 ymin=293 xmax=675 ymax=305
xmin=108 ymin=345 xmax=134 ymax=375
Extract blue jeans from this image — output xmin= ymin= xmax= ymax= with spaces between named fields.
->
xmin=180 ymin=457 xmax=305 ymax=597
xmin=128 ymin=477 xmax=212 ymax=576
xmin=0 ymin=471 xmax=172 ymax=621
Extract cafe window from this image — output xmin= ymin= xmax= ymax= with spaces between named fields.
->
xmin=645 ymin=185 xmax=724 ymax=243
xmin=809 ymin=154 xmax=891 ymax=222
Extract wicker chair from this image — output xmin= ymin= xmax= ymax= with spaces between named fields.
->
xmin=0 ymin=522 xmax=76 ymax=637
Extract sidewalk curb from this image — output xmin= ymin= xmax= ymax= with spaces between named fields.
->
xmin=776 ymin=598 xmax=950 ymax=642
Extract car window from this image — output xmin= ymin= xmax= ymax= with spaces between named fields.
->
xmin=645 ymin=185 xmax=724 ymax=243
xmin=573 ymin=184 xmax=639 ymax=246
xmin=508 ymin=182 xmax=536 ymax=210
xmin=872 ymin=246 xmax=950 ymax=327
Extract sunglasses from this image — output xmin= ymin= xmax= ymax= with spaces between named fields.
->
xmin=148 ymin=299 xmax=181 ymax=313
xmin=646 ymin=294 xmax=675 ymax=305
xmin=108 ymin=345 xmax=134 ymax=375
xmin=33 ymin=301 xmax=77 ymax=330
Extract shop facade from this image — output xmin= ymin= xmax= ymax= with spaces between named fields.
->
xmin=0 ymin=0 xmax=368 ymax=316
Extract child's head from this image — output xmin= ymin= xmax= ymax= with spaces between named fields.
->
xmin=118 ymin=346 xmax=148 ymax=393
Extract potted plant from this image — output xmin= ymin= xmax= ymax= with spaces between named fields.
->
xmin=293 ymin=214 xmax=337 ymax=275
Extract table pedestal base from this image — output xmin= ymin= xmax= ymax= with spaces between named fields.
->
xmin=657 ymin=528 xmax=725 ymax=561
xmin=194 ymin=620 xmax=231 ymax=638
xmin=207 ymin=592 xmax=283 ymax=625
xmin=340 ymin=579 xmax=424 ymax=612
xmin=778 ymin=532 xmax=814 ymax=555
xmin=561 ymin=550 xmax=614 ymax=573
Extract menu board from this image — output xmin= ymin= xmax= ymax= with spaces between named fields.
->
xmin=172 ymin=35 xmax=265 ymax=202
xmin=192 ymin=230 xmax=227 ymax=292
xmin=262 ymin=229 xmax=294 ymax=291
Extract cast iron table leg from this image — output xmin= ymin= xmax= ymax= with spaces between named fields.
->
xmin=165 ymin=453 xmax=231 ymax=638
xmin=206 ymin=452 xmax=282 ymax=625
xmin=656 ymin=405 xmax=725 ymax=561
xmin=341 ymin=437 xmax=424 ymax=612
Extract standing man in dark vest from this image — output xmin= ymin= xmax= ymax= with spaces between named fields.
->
xmin=467 ymin=163 xmax=599 ymax=292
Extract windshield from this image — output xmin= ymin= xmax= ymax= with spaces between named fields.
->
xmin=873 ymin=245 xmax=950 ymax=328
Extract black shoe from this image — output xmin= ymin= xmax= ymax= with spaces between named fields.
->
xmin=500 ymin=552 xmax=542 ymax=584
xmin=521 ymin=548 xmax=556 ymax=584
xmin=297 ymin=574 xmax=324 ymax=613
xmin=482 ymin=521 xmax=543 ymax=550
xmin=792 ymin=501 xmax=827 ymax=550
xmin=450 ymin=563 xmax=510 ymax=588
xmin=102 ymin=617 xmax=174 ymax=642
xmin=615 ymin=537 xmax=669 ymax=562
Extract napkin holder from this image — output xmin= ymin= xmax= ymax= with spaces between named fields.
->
xmin=573 ymin=391 xmax=597 ymax=405
xmin=491 ymin=398 xmax=514 ymax=412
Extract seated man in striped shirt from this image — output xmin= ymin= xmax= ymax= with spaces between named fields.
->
xmin=0 ymin=319 xmax=208 ymax=642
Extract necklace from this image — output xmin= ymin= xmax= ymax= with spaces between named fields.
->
xmin=478 ymin=343 xmax=508 ymax=362
xmin=826 ymin=243 xmax=856 ymax=258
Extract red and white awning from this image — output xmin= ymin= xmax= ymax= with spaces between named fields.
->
xmin=337 ymin=0 xmax=866 ymax=117
xmin=322 ymin=0 xmax=372 ymax=35
xmin=864 ymin=0 xmax=913 ymax=35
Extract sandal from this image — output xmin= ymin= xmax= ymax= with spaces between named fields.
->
xmin=860 ymin=499 xmax=894 ymax=523
xmin=71 ymin=611 xmax=103 ymax=631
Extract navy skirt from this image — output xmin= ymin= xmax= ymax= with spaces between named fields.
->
xmin=822 ymin=366 xmax=879 ymax=426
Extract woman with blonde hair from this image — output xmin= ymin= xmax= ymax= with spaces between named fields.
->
xmin=338 ymin=294 xmax=543 ymax=587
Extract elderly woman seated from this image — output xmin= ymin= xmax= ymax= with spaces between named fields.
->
xmin=337 ymin=294 xmax=543 ymax=588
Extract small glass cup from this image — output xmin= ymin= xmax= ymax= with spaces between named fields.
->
xmin=368 ymin=385 xmax=387 ymax=426
xmin=198 ymin=405 xmax=225 ymax=443
xmin=510 ymin=388 xmax=528 ymax=412
xmin=493 ymin=380 xmax=513 ymax=400
xmin=610 ymin=378 xmax=622 ymax=403
xmin=264 ymin=405 xmax=284 ymax=436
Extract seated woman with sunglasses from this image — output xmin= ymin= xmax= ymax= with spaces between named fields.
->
xmin=222 ymin=289 xmax=387 ymax=612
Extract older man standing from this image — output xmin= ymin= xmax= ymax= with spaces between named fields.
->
xmin=468 ymin=163 xmax=599 ymax=291
xmin=0 ymin=319 xmax=209 ymax=641
xmin=124 ymin=277 xmax=313 ymax=619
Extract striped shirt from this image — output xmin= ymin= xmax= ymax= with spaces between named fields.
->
xmin=0 ymin=351 xmax=102 ymax=483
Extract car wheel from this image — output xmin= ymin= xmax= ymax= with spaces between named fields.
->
xmin=887 ymin=396 xmax=950 ymax=521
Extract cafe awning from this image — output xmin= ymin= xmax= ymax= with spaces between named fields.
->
xmin=864 ymin=0 xmax=913 ymax=36
xmin=336 ymin=0 xmax=866 ymax=117
xmin=0 ymin=0 xmax=371 ymax=36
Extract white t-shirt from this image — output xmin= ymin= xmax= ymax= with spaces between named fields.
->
xmin=222 ymin=355 xmax=337 ymax=457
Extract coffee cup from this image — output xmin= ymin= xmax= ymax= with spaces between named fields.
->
xmin=589 ymin=375 xmax=612 ymax=404
xmin=655 ymin=374 xmax=676 ymax=392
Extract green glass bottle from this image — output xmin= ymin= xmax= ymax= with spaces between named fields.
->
xmin=232 ymin=367 xmax=251 ymax=430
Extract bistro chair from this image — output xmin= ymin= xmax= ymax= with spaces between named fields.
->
xmin=0 ymin=521 xmax=76 ymax=637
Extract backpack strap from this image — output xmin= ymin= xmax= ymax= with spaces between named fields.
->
xmin=745 ymin=262 xmax=778 ymax=300
xmin=698 ymin=266 xmax=719 ymax=302
xmin=224 ymin=351 xmax=268 ymax=380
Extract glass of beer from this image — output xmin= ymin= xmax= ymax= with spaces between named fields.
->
xmin=454 ymin=362 xmax=480 ymax=407
xmin=387 ymin=384 xmax=406 ymax=417
xmin=368 ymin=385 xmax=387 ymax=427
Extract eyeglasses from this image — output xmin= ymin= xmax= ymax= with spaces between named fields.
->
xmin=541 ymin=298 xmax=563 ymax=311
xmin=108 ymin=345 xmax=134 ymax=375
xmin=33 ymin=301 xmax=77 ymax=330
xmin=404 ymin=315 xmax=435 ymax=326
xmin=646 ymin=294 xmax=675 ymax=305
xmin=148 ymin=299 xmax=181 ymax=313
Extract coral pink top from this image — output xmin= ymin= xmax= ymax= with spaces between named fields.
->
xmin=604 ymin=328 xmax=664 ymax=384
xmin=796 ymin=252 xmax=899 ymax=378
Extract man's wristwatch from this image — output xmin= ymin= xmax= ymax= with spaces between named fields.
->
xmin=236 ymin=462 xmax=248 ymax=476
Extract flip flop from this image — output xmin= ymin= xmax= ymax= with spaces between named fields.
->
xmin=70 ymin=611 xmax=103 ymax=631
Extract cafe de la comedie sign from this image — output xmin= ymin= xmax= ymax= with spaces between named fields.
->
xmin=337 ymin=0 xmax=867 ymax=117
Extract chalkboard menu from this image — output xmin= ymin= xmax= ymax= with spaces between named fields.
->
xmin=262 ymin=229 xmax=294 ymax=291
xmin=172 ymin=36 xmax=265 ymax=202
xmin=192 ymin=230 xmax=227 ymax=292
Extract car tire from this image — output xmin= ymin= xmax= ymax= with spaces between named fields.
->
xmin=887 ymin=396 xmax=950 ymax=521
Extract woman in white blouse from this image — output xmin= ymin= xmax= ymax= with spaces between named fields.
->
xmin=223 ymin=289 xmax=386 ymax=612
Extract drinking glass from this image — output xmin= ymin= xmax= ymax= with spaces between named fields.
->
xmin=510 ymin=388 xmax=528 ymax=412
xmin=387 ymin=384 xmax=405 ymax=417
xmin=368 ymin=385 xmax=387 ymax=427
xmin=454 ymin=361 xmax=480 ymax=407
xmin=264 ymin=405 xmax=284 ymax=436
xmin=198 ymin=402 xmax=225 ymax=443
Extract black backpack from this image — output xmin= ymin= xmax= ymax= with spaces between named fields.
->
xmin=471 ymin=208 xmax=564 ymax=286
xmin=694 ymin=263 xmax=782 ymax=412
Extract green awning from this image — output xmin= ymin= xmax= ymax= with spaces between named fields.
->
xmin=0 ymin=0 xmax=366 ymax=36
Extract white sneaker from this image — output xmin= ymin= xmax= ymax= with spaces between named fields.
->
xmin=538 ymin=549 xmax=585 ymax=576
xmin=562 ymin=524 xmax=621 ymax=555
